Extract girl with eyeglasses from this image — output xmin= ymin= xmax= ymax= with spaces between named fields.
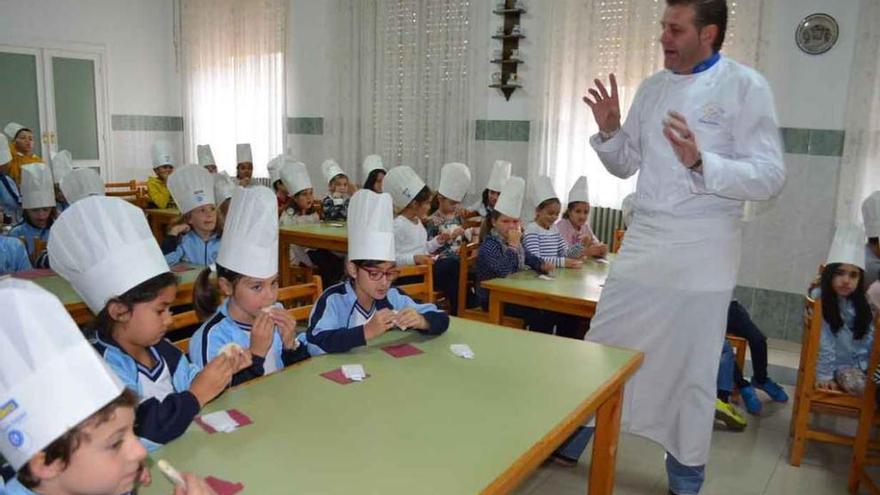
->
xmin=305 ymin=189 xmax=449 ymax=355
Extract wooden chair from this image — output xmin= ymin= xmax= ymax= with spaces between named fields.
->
xmin=848 ymin=313 xmax=880 ymax=493
xmin=276 ymin=275 xmax=324 ymax=321
xmin=455 ymin=241 xmax=524 ymax=329
xmin=396 ymin=263 xmax=435 ymax=304
xmin=789 ymin=296 xmax=880 ymax=466
xmin=612 ymin=228 xmax=626 ymax=254
xmin=727 ymin=334 xmax=748 ymax=374
xmin=170 ymin=276 xmax=324 ymax=354
xmin=106 ymin=180 xmax=147 ymax=208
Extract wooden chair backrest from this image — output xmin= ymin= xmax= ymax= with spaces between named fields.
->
xmin=458 ymin=241 xmax=479 ymax=313
xmin=396 ymin=263 xmax=435 ymax=304
xmin=170 ymin=276 xmax=324 ymax=353
xmin=106 ymin=180 xmax=148 ymax=208
xmin=612 ymin=228 xmax=626 ymax=254
xmin=277 ymin=275 xmax=324 ymax=321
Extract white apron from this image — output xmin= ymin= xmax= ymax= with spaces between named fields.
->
xmin=586 ymin=57 xmax=785 ymax=466
xmin=587 ymin=213 xmax=741 ymax=465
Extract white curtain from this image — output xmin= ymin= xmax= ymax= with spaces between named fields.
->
xmin=528 ymin=0 xmax=763 ymax=209
xmin=837 ymin=0 xmax=880 ymax=224
xmin=333 ymin=0 xmax=472 ymax=186
xmin=179 ymin=0 xmax=286 ymax=177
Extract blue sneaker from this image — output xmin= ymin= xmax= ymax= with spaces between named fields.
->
xmin=739 ymin=385 xmax=762 ymax=415
xmin=754 ymin=378 xmax=789 ymax=403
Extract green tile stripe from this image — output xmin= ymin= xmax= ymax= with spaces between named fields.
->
xmin=288 ymin=117 xmax=324 ymax=135
xmin=733 ymin=285 xmax=805 ymax=344
xmin=475 ymin=119 xmax=529 ymax=142
xmin=780 ymin=127 xmax=845 ymax=157
xmin=111 ymin=115 xmax=183 ymax=131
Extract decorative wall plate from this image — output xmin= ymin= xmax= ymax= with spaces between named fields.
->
xmin=796 ymin=13 xmax=839 ymax=55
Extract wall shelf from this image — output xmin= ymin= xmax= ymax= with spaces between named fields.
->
xmin=490 ymin=1 xmax=527 ymax=101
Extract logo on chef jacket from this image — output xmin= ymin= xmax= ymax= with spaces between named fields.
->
xmin=698 ymin=103 xmax=725 ymax=126
xmin=7 ymin=430 xmax=25 ymax=448
xmin=0 ymin=400 xmax=18 ymax=422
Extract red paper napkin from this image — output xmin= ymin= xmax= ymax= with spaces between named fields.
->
xmin=382 ymin=343 xmax=424 ymax=358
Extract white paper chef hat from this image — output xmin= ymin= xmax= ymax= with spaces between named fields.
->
xmin=321 ymin=159 xmax=347 ymax=184
xmin=0 ymin=278 xmax=124 ymax=471
xmin=567 ymin=176 xmax=590 ymax=204
xmin=362 ymin=154 xmax=385 ymax=178
xmin=21 ymin=163 xmax=55 ymax=209
xmin=495 ymin=176 xmax=525 ymax=219
xmin=486 ymin=160 xmax=512 ymax=191
xmin=348 ymin=189 xmax=395 ymax=261
xmin=48 ymin=196 xmax=170 ymax=313
xmin=61 ymin=168 xmax=105 ymax=204
xmin=216 ymin=186 xmax=278 ymax=278
xmin=862 ymin=191 xmax=880 ymax=239
xmin=50 ymin=150 xmax=74 ymax=184
xmin=267 ymin=154 xmax=285 ymax=183
xmin=826 ymin=223 xmax=867 ymax=270
xmin=621 ymin=192 xmax=636 ymax=228
xmin=438 ymin=162 xmax=471 ymax=202
xmin=197 ymin=144 xmax=216 ymax=167
xmin=0 ymin=135 xmax=11 ymax=164
xmin=280 ymin=159 xmax=312 ymax=196
xmin=384 ymin=166 xmax=426 ymax=210
xmin=4 ymin=122 xmax=25 ymax=140
xmin=168 ymin=164 xmax=215 ymax=214
xmin=236 ymin=143 xmax=252 ymax=164
xmin=151 ymin=140 xmax=174 ymax=168
xmin=531 ymin=176 xmax=558 ymax=207
xmin=214 ymin=172 xmax=237 ymax=206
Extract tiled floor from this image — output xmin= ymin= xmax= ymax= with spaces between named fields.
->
xmin=513 ymin=341 xmax=862 ymax=495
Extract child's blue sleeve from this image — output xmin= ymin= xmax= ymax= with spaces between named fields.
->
xmin=389 ymin=288 xmax=449 ymax=335
xmin=164 ymin=243 xmax=185 ymax=266
xmin=816 ymin=324 xmax=836 ymax=382
xmin=306 ymin=290 xmax=367 ymax=354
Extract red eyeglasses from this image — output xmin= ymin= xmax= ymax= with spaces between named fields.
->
xmin=358 ymin=266 xmax=400 ymax=281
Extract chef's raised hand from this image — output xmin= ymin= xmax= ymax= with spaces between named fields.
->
xmin=663 ymin=111 xmax=702 ymax=172
xmin=582 ymin=73 xmax=621 ymax=134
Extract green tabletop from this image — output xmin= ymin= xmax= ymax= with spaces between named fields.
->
xmin=26 ymin=264 xmax=204 ymax=307
xmin=279 ymin=221 xmax=348 ymax=238
xmin=481 ymin=256 xmax=613 ymax=304
xmin=142 ymin=317 xmax=640 ymax=495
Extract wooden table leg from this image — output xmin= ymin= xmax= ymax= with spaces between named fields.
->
xmin=280 ymin=239 xmax=292 ymax=287
xmin=589 ymin=385 xmax=624 ymax=495
xmin=488 ymin=292 xmax=503 ymax=325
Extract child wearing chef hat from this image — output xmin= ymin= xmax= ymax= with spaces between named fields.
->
xmin=305 ymin=189 xmax=449 ymax=355
xmin=189 ymin=186 xmax=310 ymax=385
xmin=162 ymin=165 xmax=222 ymax=267
xmin=48 ymin=196 xmax=247 ymax=451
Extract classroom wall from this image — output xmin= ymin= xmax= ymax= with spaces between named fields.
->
xmin=735 ymin=0 xmax=859 ymax=342
xmin=0 ymin=0 xmax=183 ymax=181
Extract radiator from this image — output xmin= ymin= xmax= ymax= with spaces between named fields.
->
xmin=589 ymin=206 xmax=625 ymax=246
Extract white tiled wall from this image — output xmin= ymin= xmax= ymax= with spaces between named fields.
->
xmin=110 ymin=131 xmax=185 ymax=182
xmin=737 ymin=153 xmax=840 ymax=294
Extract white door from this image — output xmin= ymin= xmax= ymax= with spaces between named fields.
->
xmin=0 ymin=44 xmax=109 ymax=174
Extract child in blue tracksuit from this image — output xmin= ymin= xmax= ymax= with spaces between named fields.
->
xmin=10 ymin=163 xmax=56 ymax=268
xmin=48 ymin=195 xmax=246 ymax=452
xmin=0 ymin=235 xmax=32 ymax=274
xmin=307 ymin=188 xmax=449 ymax=355
xmin=189 ymin=186 xmax=310 ymax=386
xmin=812 ymin=261 xmax=875 ymax=395
xmin=162 ymin=164 xmax=222 ymax=267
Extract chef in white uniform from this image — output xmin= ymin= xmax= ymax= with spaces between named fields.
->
xmin=577 ymin=1 xmax=785 ymax=493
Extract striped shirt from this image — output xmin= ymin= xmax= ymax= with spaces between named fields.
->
xmin=522 ymin=222 xmax=580 ymax=268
